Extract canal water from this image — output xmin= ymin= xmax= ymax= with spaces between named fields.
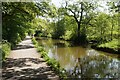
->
xmin=37 ymin=38 xmax=120 ymax=78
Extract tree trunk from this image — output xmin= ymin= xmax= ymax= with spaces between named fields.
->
xmin=77 ymin=3 xmax=83 ymax=43
xmin=111 ymin=18 xmax=114 ymax=40
xmin=77 ymin=22 xmax=80 ymax=39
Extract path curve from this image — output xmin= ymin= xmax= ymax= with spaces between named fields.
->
xmin=2 ymin=36 xmax=59 ymax=80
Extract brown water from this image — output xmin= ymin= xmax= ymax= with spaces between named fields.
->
xmin=38 ymin=38 xmax=120 ymax=78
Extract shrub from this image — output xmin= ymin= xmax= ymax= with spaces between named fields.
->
xmin=37 ymin=46 xmax=44 ymax=52
xmin=32 ymin=38 xmax=38 ymax=47
xmin=1 ymin=40 xmax=11 ymax=60
xmin=63 ymin=30 xmax=73 ymax=40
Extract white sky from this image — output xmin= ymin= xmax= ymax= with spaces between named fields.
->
xmin=97 ymin=1 xmax=109 ymax=14
xmin=51 ymin=0 xmax=110 ymax=13
xmin=51 ymin=0 xmax=62 ymax=7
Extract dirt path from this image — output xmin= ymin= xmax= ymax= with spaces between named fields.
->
xmin=2 ymin=36 xmax=59 ymax=80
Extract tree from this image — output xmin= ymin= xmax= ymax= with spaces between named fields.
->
xmin=2 ymin=0 xmax=54 ymax=46
xmin=2 ymin=2 xmax=39 ymax=46
xmin=62 ymin=0 xmax=97 ymax=44
xmin=107 ymin=2 xmax=119 ymax=40
xmin=52 ymin=18 xmax=65 ymax=39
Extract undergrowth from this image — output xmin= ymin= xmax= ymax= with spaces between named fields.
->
xmin=1 ymin=40 xmax=11 ymax=61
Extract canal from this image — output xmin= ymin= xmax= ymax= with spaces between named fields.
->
xmin=37 ymin=38 xmax=120 ymax=78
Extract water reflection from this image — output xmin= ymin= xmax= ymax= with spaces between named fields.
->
xmin=69 ymin=55 xmax=119 ymax=78
xmin=38 ymin=38 xmax=120 ymax=78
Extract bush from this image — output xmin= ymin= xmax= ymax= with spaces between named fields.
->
xmin=1 ymin=40 xmax=11 ymax=60
xmin=63 ymin=30 xmax=73 ymax=40
xmin=32 ymin=38 xmax=38 ymax=47
xmin=37 ymin=46 xmax=44 ymax=52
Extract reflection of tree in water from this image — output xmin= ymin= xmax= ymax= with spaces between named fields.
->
xmin=68 ymin=55 xmax=119 ymax=78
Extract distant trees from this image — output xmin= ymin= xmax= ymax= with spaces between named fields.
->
xmin=44 ymin=0 xmax=119 ymax=46
xmin=88 ymin=13 xmax=111 ymax=43
xmin=52 ymin=19 xmax=65 ymax=39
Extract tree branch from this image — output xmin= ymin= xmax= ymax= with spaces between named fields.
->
xmin=85 ymin=17 xmax=93 ymax=25
xmin=68 ymin=8 xmax=79 ymax=23
xmin=79 ymin=3 xmax=84 ymax=23
xmin=11 ymin=4 xmax=30 ymax=15
xmin=65 ymin=1 xmax=79 ymax=23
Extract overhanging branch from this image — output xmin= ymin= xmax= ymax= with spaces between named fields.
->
xmin=65 ymin=1 xmax=79 ymax=23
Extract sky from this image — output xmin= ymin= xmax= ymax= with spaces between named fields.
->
xmin=51 ymin=0 xmax=62 ymax=8
xmin=97 ymin=1 xmax=109 ymax=14
xmin=51 ymin=0 xmax=110 ymax=13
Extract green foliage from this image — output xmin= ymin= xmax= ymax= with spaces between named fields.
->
xmin=34 ymin=18 xmax=51 ymax=37
xmin=107 ymin=2 xmax=119 ymax=12
xmin=28 ymin=29 xmax=35 ymax=36
xmin=2 ymin=2 xmax=39 ymax=46
xmin=2 ymin=1 xmax=53 ymax=46
xmin=52 ymin=19 xmax=65 ymax=39
xmin=61 ymin=16 xmax=77 ymax=41
xmin=62 ymin=1 xmax=97 ymax=43
xmin=1 ymin=41 xmax=11 ymax=60
xmin=37 ymin=46 xmax=44 ymax=52
xmin=2 ymin=1 xmax=119 ymax=64
xmin=87 ymin=12 xmax=119 ymax=45
xmin=32 ymin=38 xmax=38 ymax=47
xmin=98 ymin=39 xmax=119 ymax=51
xmin=36 ymin=0 xmax=56 ymax=17
xmin=63 ymin=30 xmax=73 ymax=40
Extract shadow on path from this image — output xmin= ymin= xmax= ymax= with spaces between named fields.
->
xmin=2 ymin=58 xmax=59 ymax=80
xmin=2 ymin=36 xmax=59 ymax=80
xmin=12 ymin=44 xmax=34 ymax=50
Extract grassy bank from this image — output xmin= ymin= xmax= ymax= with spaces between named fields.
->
xmin=98 ymin=39 xmax=119 ymax=52
xmin=32 ymin=37 xmax=68 ymax=79
xmin=91 ymin=39 xmax=119 ymax=54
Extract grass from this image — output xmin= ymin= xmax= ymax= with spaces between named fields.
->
xmin=32 ymin=37 xmax=38 ymax=47
xmin=32 ymin=37 xmax=68 ymax=79
xmin=1 ymin=41 xmax=11 ymax=61
xmin=98 ymin=39 xmax=119 ymax=51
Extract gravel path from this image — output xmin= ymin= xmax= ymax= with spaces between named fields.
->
xmin=2 ymin=36 xmax=59 ymax=80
